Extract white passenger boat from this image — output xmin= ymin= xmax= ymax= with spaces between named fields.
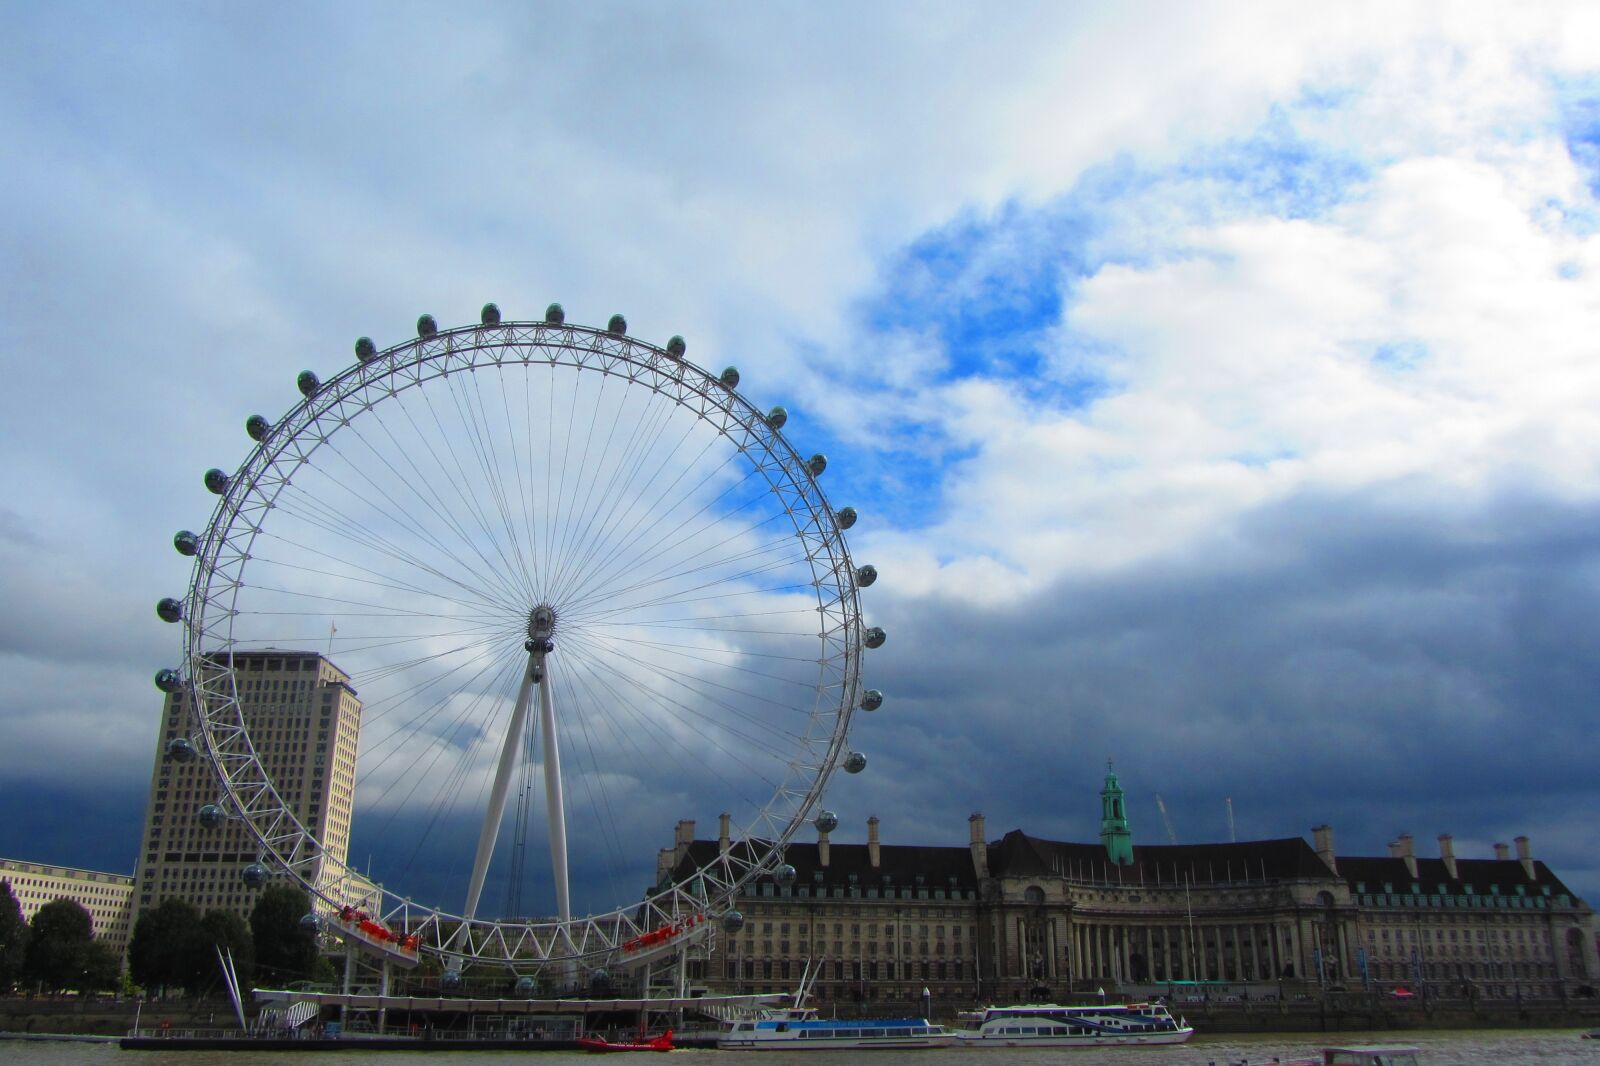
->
xmin=955 ymin=1001 xmax=1194 ymax=1047
xmin=717 ymin=1007 xmax=957 ymax=1050
xmin=716 ymin=963 xmax=955 ymax=1050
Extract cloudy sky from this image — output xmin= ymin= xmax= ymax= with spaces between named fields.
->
xmin=5 ymin=2 xmax=1600 ymax=917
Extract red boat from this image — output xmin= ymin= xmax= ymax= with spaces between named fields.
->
xmin=575 ymin=1028 xmax=674 ymax=1053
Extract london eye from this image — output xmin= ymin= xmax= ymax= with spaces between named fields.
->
xmin=154 ymin=304 xmax=884 ymax=975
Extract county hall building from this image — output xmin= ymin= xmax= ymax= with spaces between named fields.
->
xmin=663 ymin=768 xmax=1597 ymax=1012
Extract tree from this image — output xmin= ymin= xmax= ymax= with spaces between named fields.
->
xmin=23 ymin=899 xmax=93 ymax=993
xmin=128 ymin=898 xmax=203 ymax=996
xmin=250 ymin=884 xmax=318 ymax=984
xmin=0 ymin=881 xmax=27 ymax=991
xmin=80 ymin=940 xmax=123 ymax=995
xmin=198 ymin=909 xmax=254 ymax=994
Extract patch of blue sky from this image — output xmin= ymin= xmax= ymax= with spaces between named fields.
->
xmin=856 ymin=105 xmax=1371 ymax=388
xmin=1372 ymin=339 xmax=1429 ymax=372
xmin=836 ymin=100 xmax=1375 ymax=530
xmin=863 ymin=198 xmax=1097 ymax=392
xmin=791 ymin=411 xmax=960 ymax=533
xmin=1553 ymin=73 xmax=1600 ymax=198
xmin=1163 ymin=105 xmax=1370 ymax=223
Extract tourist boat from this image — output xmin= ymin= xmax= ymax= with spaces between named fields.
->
xmin=717 ymin=962 xmax=954 ymax=1050
xmin=575 ymin=1028 xmax=674 ymax=1053
xmin=954 ymin=1000 xmax=1194 ymax=1047
xmin=717 ymin=1007 xmax=956 ymax=1050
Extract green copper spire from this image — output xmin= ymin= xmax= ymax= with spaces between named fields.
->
xmin=1099 ymin=760 xmax=1134 ymax=865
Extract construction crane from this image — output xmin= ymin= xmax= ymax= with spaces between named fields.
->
xmin=1154 ymin=794 xmax=1178 ymax=845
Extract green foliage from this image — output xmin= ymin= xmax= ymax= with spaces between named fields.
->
xmin=128 ymin=898 xmax=202 ymax=996
xmin=250 ymin=884 xmax=318 ymax=983
xmin=80 ymin=940 xmax=122 ymax=994
xmin=311 ymin=954 xmax=338 ymax=987
xmin=0 ymin=882 xmax=28 ymax=991
xmin=23 ymin=898 xmax=94 ymax=992
xmin=198 ymin=909 xmax=254 ymax=992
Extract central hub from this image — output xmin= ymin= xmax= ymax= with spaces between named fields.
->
xmin=527 ymin=604 xmax=557 ymax=643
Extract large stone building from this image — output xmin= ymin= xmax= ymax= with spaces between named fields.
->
xmin=0 ymin=858 xmax=135 ymax=959
xmin=666 ymin=769 xmax=1598 ymax=1009
xmin=132 ymin=650 xmax=366 ymax=927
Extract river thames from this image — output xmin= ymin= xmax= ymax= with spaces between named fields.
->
xmin=6 ymin=1029 xmax=1599 ymax=1065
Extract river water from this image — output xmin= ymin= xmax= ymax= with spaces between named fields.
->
xmin=6 ymin=1029 xmax=1598 ymax=1065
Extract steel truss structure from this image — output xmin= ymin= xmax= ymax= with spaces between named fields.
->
xmin=165 ymin=310 xmax=876 ymax=970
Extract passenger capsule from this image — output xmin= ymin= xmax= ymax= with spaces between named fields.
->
xmin=204 ymin=468 xmax=229 ymax=495
xmin=864 ymin=626 xmax=886 ymax=649
xmin=545 ymin=303 xmax=565 ymax=324
xmin=297 ymin=370 xmax=320 ymax=398
xmin=245 ymin=414 xmax=270 ymax=442
xmin=480 ymin=302 xmax=501 ymax=325
xmin=860 ymin=689 xmax=884 ymax=711
xmin=856 ymin=564 xmax=877 ymax=587
xmin=197 ymin=803 xmax=225 ymax=830
xmin=154 ymin=668 xmax=182 ymax=693
xmin=843 ymin=751 xmax=867 ymax=774
xmin=814 ymin=810 xmax=839 ymax=833
xmin=766 ymin=406 xmax=788 ymax=430
xmin=666 ymin=335 xmax=687 ymax=359
xmin=774 ymin=863 xmax=798 ymax=886
xmin=300 ymin=913 xmax=323 ymax=932
xmin=241 ymin=863 xmax=268 ymax=887
xmin=836 ymin=506 xmax=857 ymax=530
xmin=417 ymin=314 xmax=438 ymax=338
xmin=607 ymin=314 xmax=627 ymax=335
xmin=157 ymin=597 xmax=184 ymax=623
xmin=355 ymin=336 xmax=378 ymax=362
xmin=442 ymin=969 xmax=465 ymax=991
xmin=721 ymin=909 xmax=745 ymax=933
xmin=166 ymin=737 xmax=197 ymax=762
xmin=720 ymin=366 xmax=740 ymax=389
xmin=589 ymin=969 xmax=611 ymax=990
xmin=808 ymin=454 xmax=827 ymax=477
xmin=515 ymin=975 xmax=537 ymax=996
xmin=173 ymin=530 xmax=200 ymax=557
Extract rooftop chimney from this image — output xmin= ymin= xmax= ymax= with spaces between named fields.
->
xmin=675 ymin=818 xmax=695 ymax=869
xmin=1312 ymin=824 xmax=1337 ymax=874
xmin=1398 ymin=832 xmax=1417 ymax=880
xmin=1515 ymin=835 xmax=1536 ymax=881
xmin=1493 ymin=842 xmax=1510 ymax=861
xmin=1438 ymin=834 xmax=1457 ymax=880
xmin=969 ymin=812 xmax=988 ymax=879
xmin=655 ymin=846 xmax=675 ymax=885
xmin=867 ymin=816 xmax=881 ymax=869
xmin=718 ymin=812 xmax=731 ymax=856
xmin=818 ymin=825 xmax=831 ymax=867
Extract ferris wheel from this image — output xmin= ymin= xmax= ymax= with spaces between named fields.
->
xmin=154 ymin=304 xmax=885 ymax=972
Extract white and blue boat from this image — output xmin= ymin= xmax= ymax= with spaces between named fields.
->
xmin=717 ymin=1007 xmax=956 ymax=1050
xmin=955 ymin=1001 xmax=1194 ymax=1047
xmin=717 ymin=963 xmax=955 ymax=1050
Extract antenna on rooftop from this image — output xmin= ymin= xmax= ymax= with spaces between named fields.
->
xmin=1226 ymin=797 xmax=1236 ymax=843
xmin=1155 ymin=794 xmax=1178 ymax=845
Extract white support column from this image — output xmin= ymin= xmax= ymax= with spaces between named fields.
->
xmin=538 ymin=662 xmax=571 ymax=930
xmin=463 ymin=657 xmax=538 ymax=921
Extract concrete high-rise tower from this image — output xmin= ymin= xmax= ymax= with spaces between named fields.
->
xmin=132 ymin=651 xmax=365 ymax=926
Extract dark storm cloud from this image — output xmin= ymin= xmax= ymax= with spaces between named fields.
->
xmin=835 ymin=481 xmax=1600 ymax=900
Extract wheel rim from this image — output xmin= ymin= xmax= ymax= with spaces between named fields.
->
xmin=175 ymin=317 xmax=868 ymax=969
